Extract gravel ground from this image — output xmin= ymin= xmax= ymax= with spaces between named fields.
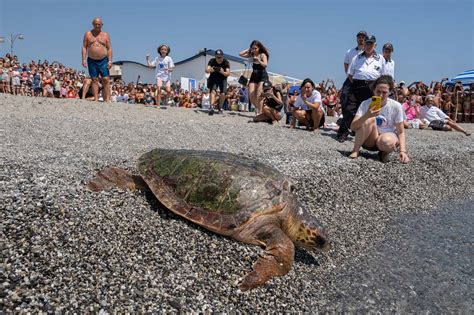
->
xmin=1 ymin=94 xmax=473 ymax=313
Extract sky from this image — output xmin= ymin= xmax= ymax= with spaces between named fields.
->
xmin=0 ymin=0 xmax=473 ymax=86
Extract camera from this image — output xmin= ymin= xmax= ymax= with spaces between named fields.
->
xmin=213 ymin=66 xmax=221 ymax=72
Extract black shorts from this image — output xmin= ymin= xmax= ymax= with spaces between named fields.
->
xmin=249 ymin=70 xmax=268 ymax=84
xmin=207 ymin=78 xmax=227 ymax=93
xmin=429 ymin=120 xmax=446 ymax=130
xmin=306 ymin=110 xmax=325 ymax=128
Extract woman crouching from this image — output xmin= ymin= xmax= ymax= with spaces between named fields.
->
xmin=349 ymin=75 xmax=410 ymax=163
xmin=290 ymin=78 xmax=325 ymax=131
xmin=252 ymin=81 xmax=283 ymax=124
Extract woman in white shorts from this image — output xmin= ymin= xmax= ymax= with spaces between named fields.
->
xmin=349 ymin=75 xmax=410 ymax=163
xmin=146 ymin=44 xmax=174 ymax=106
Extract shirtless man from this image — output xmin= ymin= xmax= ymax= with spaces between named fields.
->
xmin=82 ymin=17 xmax=112 ymax=102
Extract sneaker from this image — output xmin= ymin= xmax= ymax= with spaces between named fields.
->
xmin=336 ymin=132 xmax=349 ymax=143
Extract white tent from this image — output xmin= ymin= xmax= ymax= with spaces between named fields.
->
xmin=229 ymin=69 xmax=302 ymax=86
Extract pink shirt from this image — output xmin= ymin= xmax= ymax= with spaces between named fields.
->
xmin=402 ymin=102 xmax=420 ymax=121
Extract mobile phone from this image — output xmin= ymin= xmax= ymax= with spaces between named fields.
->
xmin=370 ymin=96 xmax=381 ymax=111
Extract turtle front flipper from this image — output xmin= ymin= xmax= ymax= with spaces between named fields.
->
xmin=87 ymin=167 xmax=148 ymax=192
xmin=240 ymin=227 xmax=295 ymax=291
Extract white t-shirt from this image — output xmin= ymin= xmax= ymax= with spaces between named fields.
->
xmin=420 ymin=105 xmax=449 ymax=122
xmin=294 ymin=90 xmax=322 ymax=111
xmin=150 ymin=55 xmax=174 ymax=81
xmin=356 ymin=97 xmax=404 ymax=134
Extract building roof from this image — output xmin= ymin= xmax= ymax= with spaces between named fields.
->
xmin=177 ymin=48 xmax=246 ymax=65
xmin=113 ymin=48 xmax=246 ymax=68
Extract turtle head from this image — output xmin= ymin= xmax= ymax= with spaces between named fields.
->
xmin=284 ymin=202 xmax=331 ymax=252
xmin=293 ymin=219 xmax=331 ymax=252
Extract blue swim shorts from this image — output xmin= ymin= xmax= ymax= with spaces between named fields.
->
xmin=87 ymin=56 xmax=110 ymax=78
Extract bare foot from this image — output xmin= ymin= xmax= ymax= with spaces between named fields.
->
xmin=349 ymin=151 xmax=359 ymax=159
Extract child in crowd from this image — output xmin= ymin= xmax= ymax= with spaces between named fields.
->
xmin=146 ymin=44 xmax=174 ymax=106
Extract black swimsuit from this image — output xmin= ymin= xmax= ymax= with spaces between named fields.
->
xmin=249 ymin=63 xmax=268 ymax=84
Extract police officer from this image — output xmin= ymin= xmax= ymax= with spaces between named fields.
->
xmin=337 ymin=35 xmax=385 ymax=142
xmin=205 ymin=49 xmax=230 ymax=114
xmin=337 ymin=30 xmax=367 ymax=142
xmin=381 ymin=43 xmax=395 ymax=79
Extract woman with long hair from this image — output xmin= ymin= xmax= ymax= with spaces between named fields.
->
xmin=239 ymin=40 xmax=269 ymax=113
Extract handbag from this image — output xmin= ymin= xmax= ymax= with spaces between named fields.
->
xmin=238 ymin=62 xmax=250 ymax=86
xmin=238 ymin=75 xmax=248 ymax=86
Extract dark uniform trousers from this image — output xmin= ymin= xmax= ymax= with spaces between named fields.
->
xmin=338 ymin=79 xmax=374 ymax=135
xmin=338 ymin=77 xmax=352 ymax=135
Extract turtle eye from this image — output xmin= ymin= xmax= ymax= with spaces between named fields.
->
xmin=315 ymin=235 xmax=326 ymax=247
xmin=290 ymin=184 xmax=295 ymax=192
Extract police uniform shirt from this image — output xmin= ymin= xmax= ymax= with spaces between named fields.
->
xmin=344 ymin=47 xmax=363 ymax=74
xmin=382 ymin=57 xmax=395 ymax=79
xmin=348 ymin=52 xmax=385 ymax=81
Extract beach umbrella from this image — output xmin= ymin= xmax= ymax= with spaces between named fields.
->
xmin=449 ymin=69 xmax=474 ymax=88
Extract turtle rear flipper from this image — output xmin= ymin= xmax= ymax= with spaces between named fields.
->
xmin=87 ymin=167 xmax=148 ymax=192
xmin=239 ymin=228 xmax=295 ymax=291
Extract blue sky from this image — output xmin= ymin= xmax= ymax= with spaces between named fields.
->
xmin=1 ymin=0 xmax=473 ymax=86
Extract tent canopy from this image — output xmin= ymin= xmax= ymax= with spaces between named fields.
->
xmin=229 ymin=69 xmax=302 ymax=86
xmin=447 ymin=69 xmax=474 ymax=88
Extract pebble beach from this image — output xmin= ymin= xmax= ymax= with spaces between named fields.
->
xmin=1 ymin=94 xmax=473 ymax=313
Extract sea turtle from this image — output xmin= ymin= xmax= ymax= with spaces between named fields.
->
xmin=87 ymin=148 xmax=331 ymax=291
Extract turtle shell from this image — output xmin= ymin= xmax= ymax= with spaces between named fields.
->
xmin=138 ymin=149 xmax=291 ymax=234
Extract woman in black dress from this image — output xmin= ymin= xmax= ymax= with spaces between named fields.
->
xmin=239 ymin=40 xmax=269 ymax=113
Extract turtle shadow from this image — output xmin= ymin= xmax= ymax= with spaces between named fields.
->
xmin=295 ymin=248 xmax=320 ymax=266
xmin=143 ymin=190 xmax=180 ymax=220
xmin=142 ymin=190 xmax=217 ymax=237
xmin=143 ymin=191 xmax=327 ymax=262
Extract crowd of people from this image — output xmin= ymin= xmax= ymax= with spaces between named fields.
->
xmin=1 ymin=19 xmax=472 ymax=165
xmin=1 ymin=51 xmax=471 ymax=122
